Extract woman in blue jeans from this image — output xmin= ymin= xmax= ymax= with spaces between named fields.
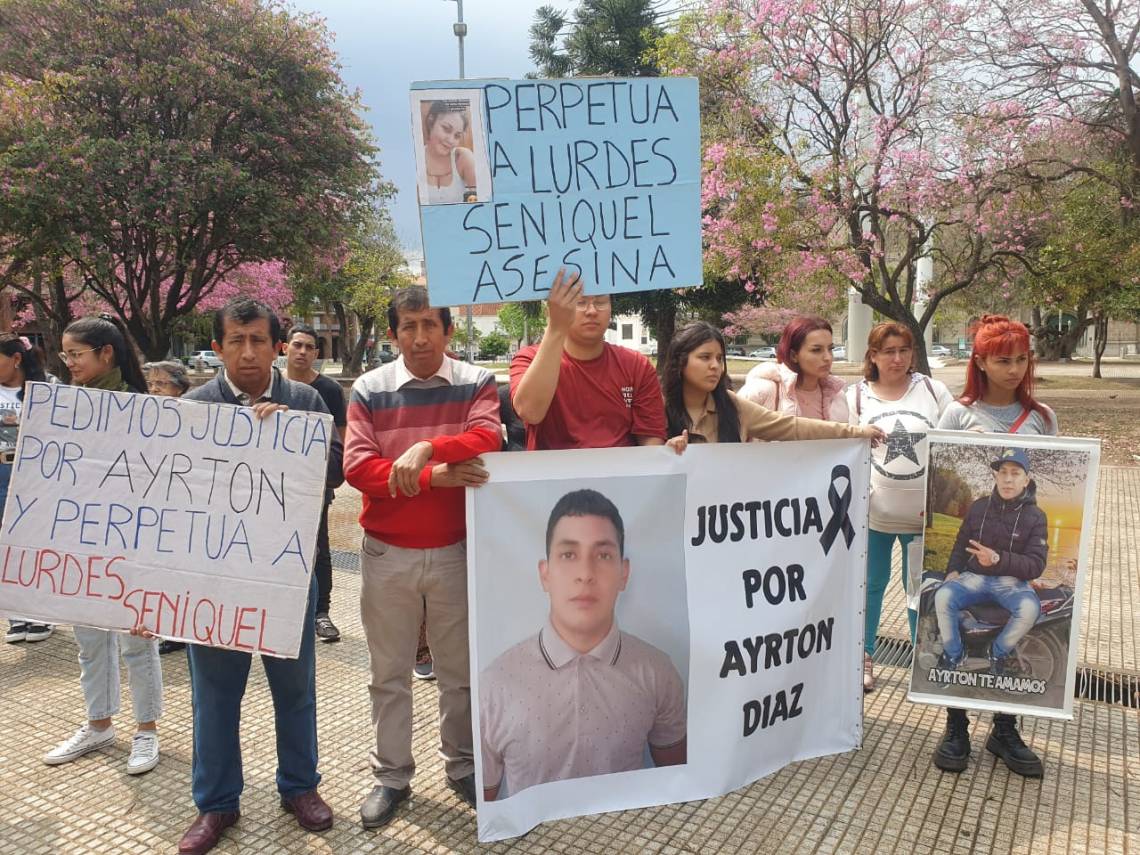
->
xmin=41 ymin=316 xmax=164 ymax=776
xmin=847 ymin=323 xmax=954 ymax=691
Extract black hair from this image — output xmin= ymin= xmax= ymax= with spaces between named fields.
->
xmin=63 ymin=314 xmax=147 ymax=393
xmin=286 ymin=322 xmax=319 ymax=345
xmin=663 ymin=321 xmax=741 ymax=443
xmin=424 ymin=99 xmax=471 ymax=137
xmin=387 ymin=286 xmax=452 ymax=335
xmin=0 ymin=334 xmax=47 ymax=398
xmin=213 ymin=297 xmax=281 ymax=345
xmin=545 ymin=489 xmax=625 ymax=558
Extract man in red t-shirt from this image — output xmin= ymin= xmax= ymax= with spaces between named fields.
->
xmin=510 ymin=271 xmax=666 ymax=450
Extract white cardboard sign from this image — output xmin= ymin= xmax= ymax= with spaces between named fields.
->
xmin=0 ymin=383 xmax=331 ymax=658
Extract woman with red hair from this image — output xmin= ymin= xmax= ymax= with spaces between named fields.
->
xmin=738 ymin=316 xmax=850 ymax=421
xmin=929 ymin=314 xmax=1055 ymax=781
xmin=938 ymin=314 xmax=1055 ymax=435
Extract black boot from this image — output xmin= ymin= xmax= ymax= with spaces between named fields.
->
xmin=937 ymin=648 xmax=965 ymax=671
xmin=986 ymin=713 xmax=1043 ymax=777
xmin=933 ymin=707 xmax=971 ymax=772
xmin=987 ymin=645 xmax=1021 ymax=678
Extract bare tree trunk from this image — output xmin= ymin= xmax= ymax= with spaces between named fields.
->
xmin=1092 ymin=313 xmax=1109 ymax=379
xmin=1031 ymin=306 xmax=1045 ymax=356
xmin=0 ymin=288 xmax=12 ymax=333
xmin=331 ymin=301 xmax=350 ymax=363
xmin=346 ymin=313 xmax=373 ymax=375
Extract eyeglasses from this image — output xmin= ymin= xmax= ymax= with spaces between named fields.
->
xmin=877 ymin=347 xmax=913 ymax=360
xmin=575 ymin=298 xmax=611 ymax=311
xmin=59 ymin=348 xmax=98 ymax=364
xmin=147 ymin=379 xmax=175 ymax=390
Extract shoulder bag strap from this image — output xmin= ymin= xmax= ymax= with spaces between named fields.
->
xmin=1007 ymin=407 xmax=1032 ymax=434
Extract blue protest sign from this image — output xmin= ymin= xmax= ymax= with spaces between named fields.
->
xmin=410 ymin=78 xmax=702 ymax=306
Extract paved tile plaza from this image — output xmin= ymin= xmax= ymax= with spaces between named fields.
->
xmin=1 ymin=455 xmax=1137 ymax=854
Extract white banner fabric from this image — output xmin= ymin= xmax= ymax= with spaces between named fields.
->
xmin=467 ymin=440 xmax=870 ymax=841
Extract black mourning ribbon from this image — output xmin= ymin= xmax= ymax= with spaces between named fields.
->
xmin=820 ymin=464 xmax=855 ymax=555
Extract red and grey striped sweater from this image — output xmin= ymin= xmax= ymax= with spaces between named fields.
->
xmin=344 ymin=357 xmax=501 ymax=548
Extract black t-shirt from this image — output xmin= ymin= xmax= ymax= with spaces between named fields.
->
xmin=308 ymin=373 xmax=347 ymax=428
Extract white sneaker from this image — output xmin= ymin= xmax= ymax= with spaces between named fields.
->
xmin=44 ymin=724 xmax=116 ymax=765
xmin=24 ymin=623 xmax=53 ymax=642
xmin=126 ymin=731 xmax=160 ymax=775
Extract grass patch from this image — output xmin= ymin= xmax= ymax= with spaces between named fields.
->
xmin=1037 ymin=375 xmax=1140 ymax=391
xmin=922 ymin=512 xmax=962 ymax=572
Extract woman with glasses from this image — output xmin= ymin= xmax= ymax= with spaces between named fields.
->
xmin=0 ymin=334 xmax=55 ymax=645
xmin=144 ymin=360 xmax=191 ymax=398
xmin=43 ymin=315 xmax=163 ymax=776
xmin=847 ymin=322 xmax=954 ymax=692
xmin=662 ymin=322 xmax=882 ymax=449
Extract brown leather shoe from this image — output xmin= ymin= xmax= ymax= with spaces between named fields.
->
xmin=177 ymin=811 xmax=239 ymax=855
xmin=282 ymin=789 xmax=333 ymax=832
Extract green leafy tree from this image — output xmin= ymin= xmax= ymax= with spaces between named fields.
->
xmin=0 ymin=0 xmax=378 ymax=359
xmin=528 ymin=0 xmax=763 ymax=373
xmin=450 ymin=322 xmax=481 ymax=352
xmin=497 ymin=301 xmax=547 ymax=348
xmin=529 ymin=0 xmax=663 ymax=78
xmin=1030 ymin=173 xmax=1140 ymax=375
xmin=291 ymin=202 xmax=407 ymax=376
xmin=478 ymin=331 xmax=510 ymax=360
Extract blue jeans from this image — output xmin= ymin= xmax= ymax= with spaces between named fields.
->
xmin=74 ymin=626 xmax=163 ymax=722
xmin=0 ymin=460 xmax=11 ymax=513
xmin=186 ymin=576 xmax=319 ymax=813
xmin=935 ymin=572 xmax=1040 ymax=661
xmin=865 ymin=529 xmax=917 ymax=655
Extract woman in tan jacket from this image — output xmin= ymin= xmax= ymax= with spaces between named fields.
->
xmin=663 ymin=322 xmax=883 ymax=450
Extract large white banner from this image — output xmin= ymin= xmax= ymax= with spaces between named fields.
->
xmin=0 ymin=383 xmax=332 ymax=658
xmin=467 ymin=440 xmax=870 ymax=841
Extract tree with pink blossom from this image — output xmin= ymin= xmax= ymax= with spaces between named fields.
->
xmin=0 ymin=0 xmax=378 ymax=360
xmin=661 ymin=0 xmax=1077 ymax=372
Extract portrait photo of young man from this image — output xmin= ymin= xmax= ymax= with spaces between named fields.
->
xmin=478 ymin=488 xmax=688 ymax=801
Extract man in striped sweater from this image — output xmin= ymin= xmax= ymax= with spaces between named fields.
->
xmin=345 ymin=286 xmax=501 ymax=829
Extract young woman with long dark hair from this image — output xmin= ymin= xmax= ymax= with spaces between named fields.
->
xmin=42 ymin=315 xmax=163 ymax=775
xmin=0 ymin=334 xmax=54 ymax=644
xmin=931 ymin=314 xmax=1055 ymax=779
xmin=663 ymin=322 xmax=881 ymax=450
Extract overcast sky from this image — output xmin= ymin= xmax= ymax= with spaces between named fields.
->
xmin=291 ymin=1 xmax=555 ymax=257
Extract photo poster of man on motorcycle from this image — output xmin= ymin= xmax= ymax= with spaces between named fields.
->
xmin=908 ymin=431 xmax=1100 ymax=719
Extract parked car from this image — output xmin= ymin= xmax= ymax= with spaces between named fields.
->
xmin=931 ymin=344 xmax=951 ymax=357
xmin=370 ymin=349 xmax=398 ymax=367
xmin=832 ymin=345 xmax=847 ymax=361
xmin=748 ymin=346 xmax=777 ymax=359
xmin=188 ymin=350 xmax=222 ymax=369
xmin=726 ymin=346 xmax=746 ymax=357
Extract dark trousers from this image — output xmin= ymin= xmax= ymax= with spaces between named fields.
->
xmin=187 ymin=576 xmax=320 ymax=813
xmin=315 ymin=501 xmax=333 ymax=615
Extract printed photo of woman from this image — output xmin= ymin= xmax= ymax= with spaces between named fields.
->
xmin=414 ymin=96 xmax=487 ymax=205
